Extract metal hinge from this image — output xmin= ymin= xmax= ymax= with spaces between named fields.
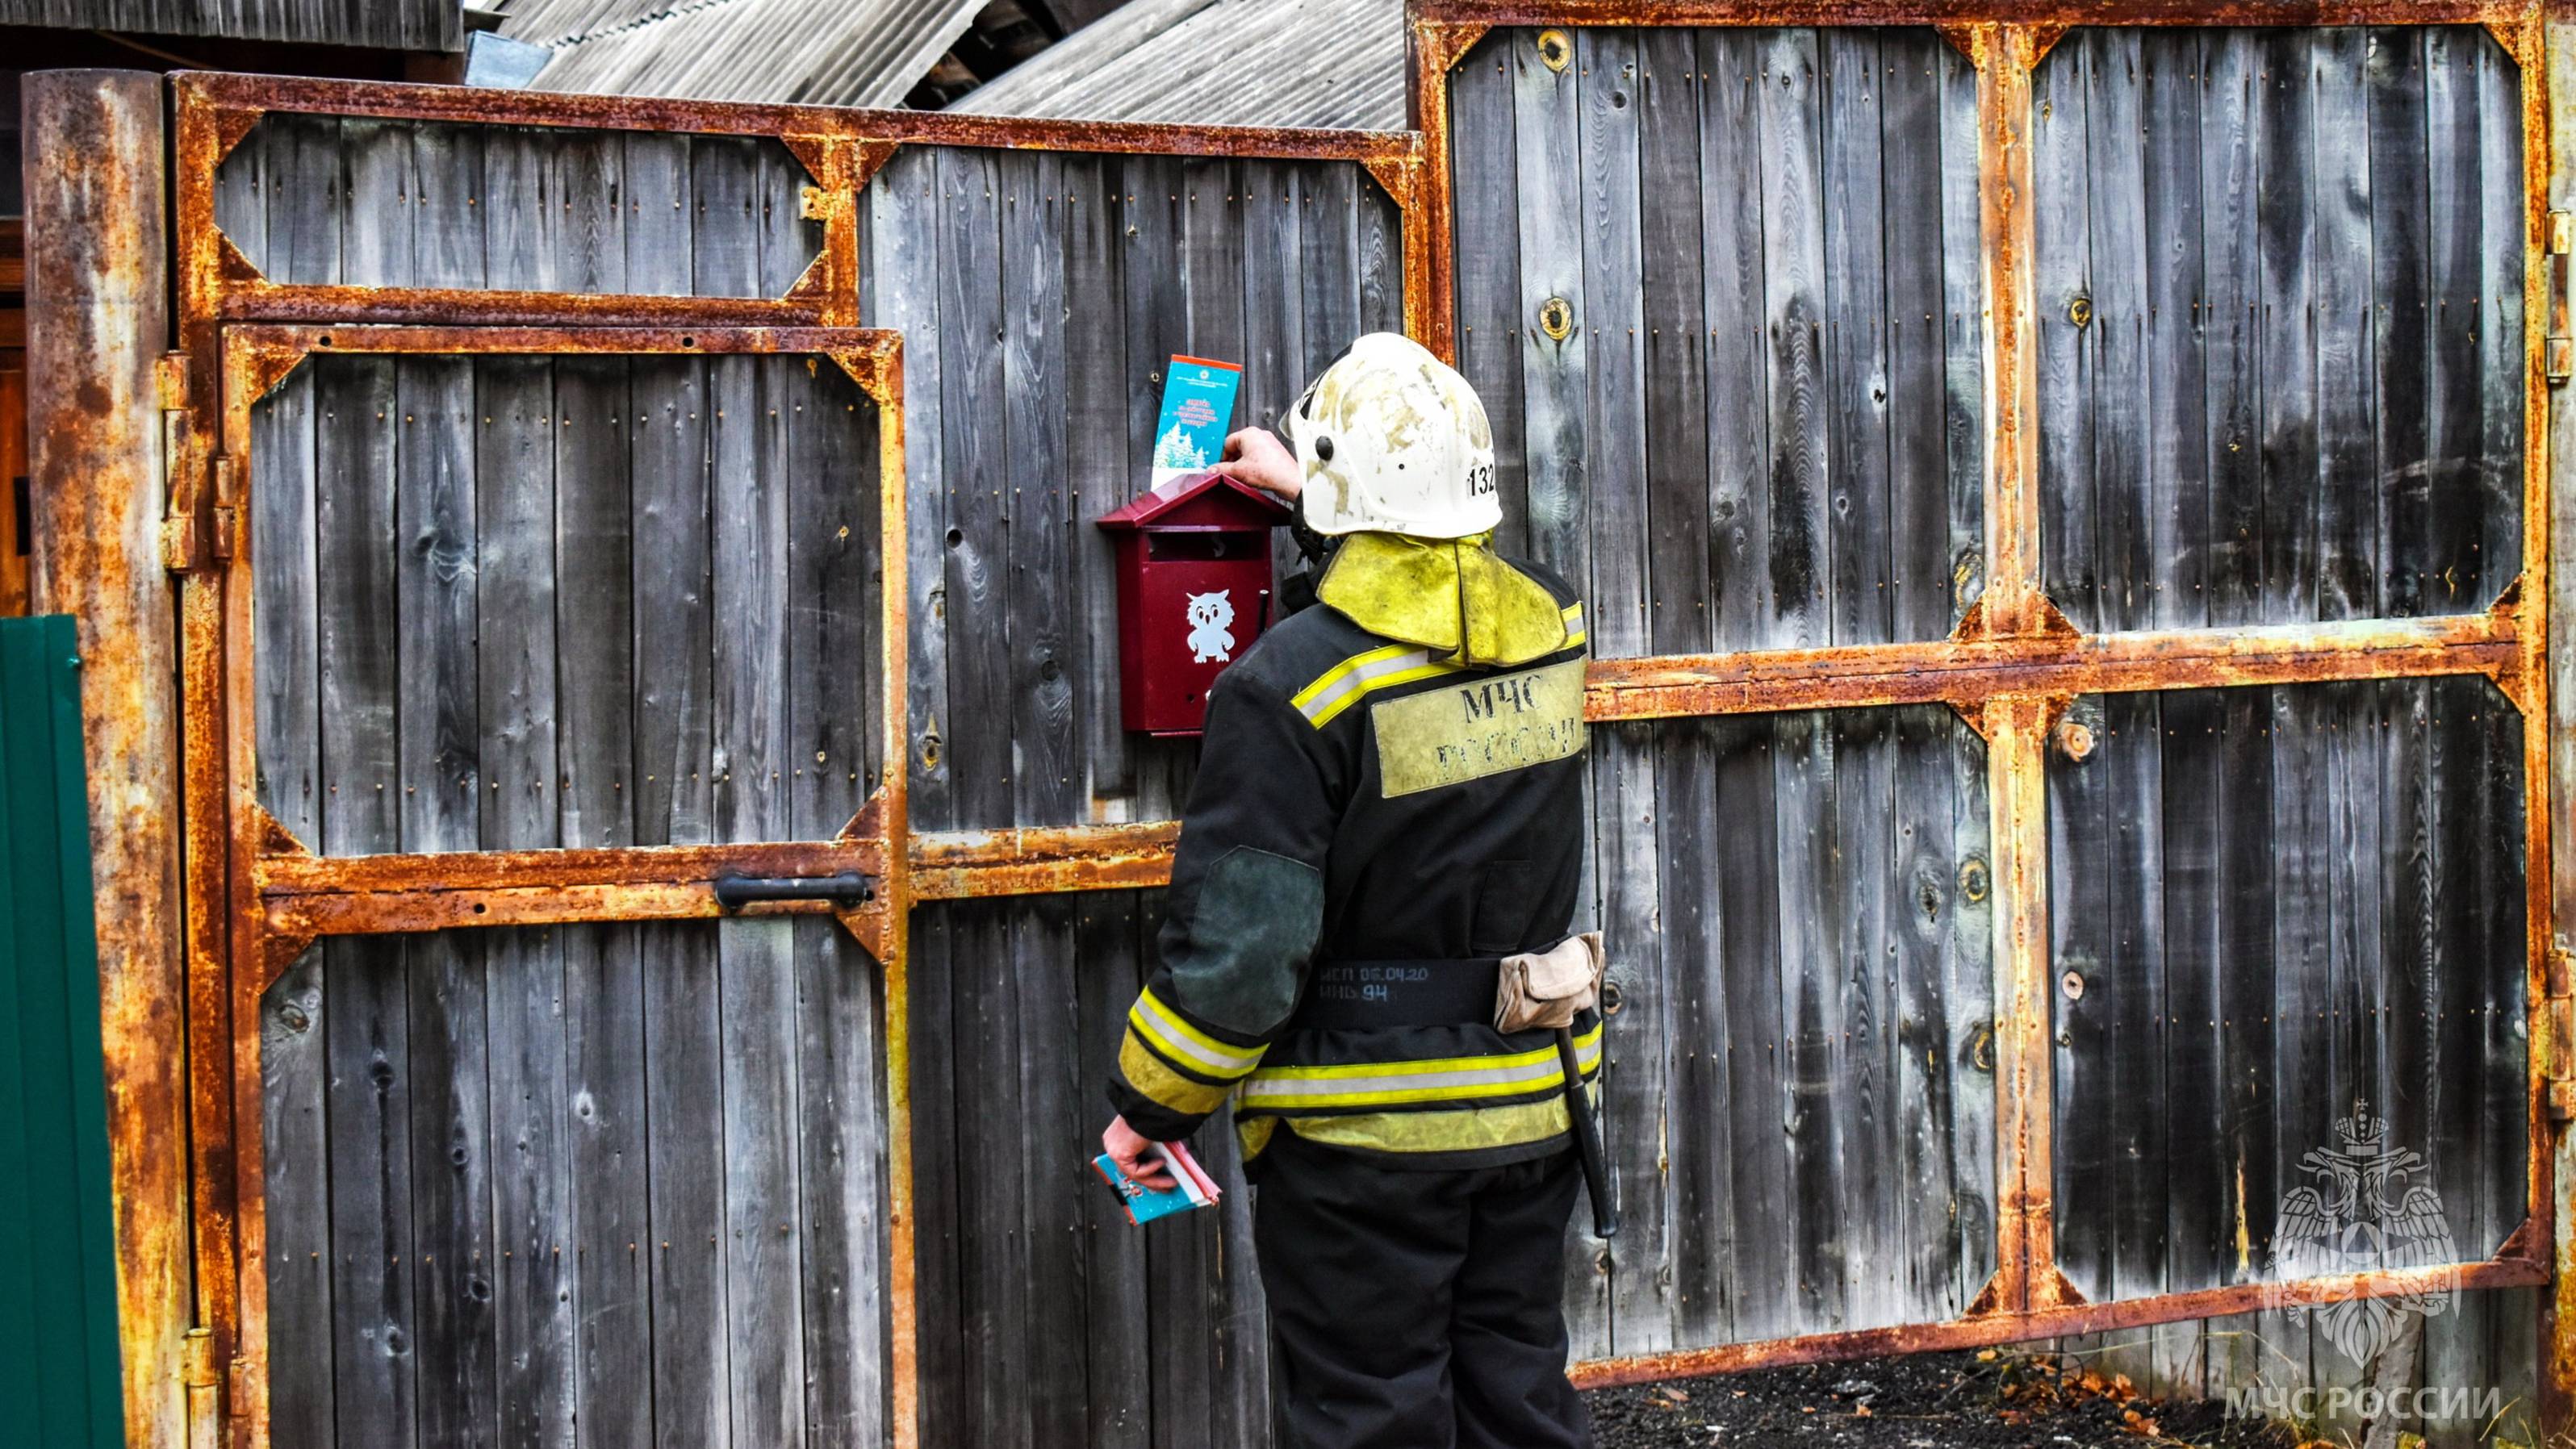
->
xmin=209 ymin=454 xmax=237 ymax=562
xmin=182 ymin=1327 xmax=220 ymax=1449
xmin=157 ymin=353 xmax=202 ymax=571
xmin=2548 ymin=941 xmax=2575 ymax=1121
xmin=2550 ymin=338 xmax=2572 ymax=387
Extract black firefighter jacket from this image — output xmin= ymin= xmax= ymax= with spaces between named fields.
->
xmin=1106 ymin=552 xmax=1601 ymax=1170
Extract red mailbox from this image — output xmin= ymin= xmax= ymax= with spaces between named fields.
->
xmin=1096 ymin=470 xmax=1294 ymax=737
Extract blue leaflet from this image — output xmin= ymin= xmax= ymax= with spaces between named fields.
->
xmin=1092 ymin=1151 xmax=1217 ymax=1225
xmin=1150 ymin=355 xmax=1244 ymax=486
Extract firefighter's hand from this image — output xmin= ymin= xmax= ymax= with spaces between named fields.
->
xmin=1102 ymin=1115 xmax=1179 ymax=1192
xmin=1215 ymin=427 xmax=1301 ymax=502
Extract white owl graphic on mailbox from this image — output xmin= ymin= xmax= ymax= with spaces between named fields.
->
xmin=1186 ymin=591 xmax=1236 ymax=663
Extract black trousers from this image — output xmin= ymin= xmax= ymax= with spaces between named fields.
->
xmin=1250 ymin=1131 xmax=1592 ymax=1449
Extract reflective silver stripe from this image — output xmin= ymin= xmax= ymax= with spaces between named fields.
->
xmin=1294 ymin=646 xmax=1441 ymax=724
xmin=1238 ymin=1036 xmax=1604 ymax=1107
xmin=1129 ymin=990 xmax=1263 ymax=1077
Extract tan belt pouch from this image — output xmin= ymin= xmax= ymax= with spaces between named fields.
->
xmin=1492 ymin=932 xmax=1605 ymax=1034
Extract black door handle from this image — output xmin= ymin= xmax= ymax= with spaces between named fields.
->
xmin=712 ymin=871 xmax=874 ymax=910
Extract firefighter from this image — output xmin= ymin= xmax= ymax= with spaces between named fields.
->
xmin=1100 ymin=332 xmax=1601 ymax=1449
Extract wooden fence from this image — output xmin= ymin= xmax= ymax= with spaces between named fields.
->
xmin=22 ymin=6 xmax=2573 ymax=1445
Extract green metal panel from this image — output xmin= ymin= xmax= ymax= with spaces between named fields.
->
xmin=0 ymin=615 xmax=124 ymax=1449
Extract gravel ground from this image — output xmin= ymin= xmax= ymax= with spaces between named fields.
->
xmin=1583 ymin=1350 xmax=2309 ymax=1449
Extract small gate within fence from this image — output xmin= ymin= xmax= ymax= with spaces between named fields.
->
xmin=32 ymin=2 xmax=2575 ymax=1443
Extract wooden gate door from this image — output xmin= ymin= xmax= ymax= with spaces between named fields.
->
xmin=1413 ymin=2 xmax=2560 ymax=1427
xmin=207 ymin=323 xmax=910 ymax=1449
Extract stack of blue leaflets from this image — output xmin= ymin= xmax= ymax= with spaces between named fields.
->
xmin=1149 ymin=355 xmax=1244 ymax=486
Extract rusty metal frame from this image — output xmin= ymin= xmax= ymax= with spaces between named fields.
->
xmin=1396 ymin=0 xmax=2570 ymax=1415
xmin=168 ymin=69 xmax=1441 ymax=347
xmin=182 ymin=322 xmax=918 ymax=1449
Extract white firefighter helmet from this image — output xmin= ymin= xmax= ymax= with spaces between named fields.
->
xmin=1286 ymin=332 xmax=1499 ymax=539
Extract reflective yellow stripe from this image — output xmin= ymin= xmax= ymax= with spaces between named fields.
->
xmin=1119 ymin=1033 xmax=1236 ymax=1117
xmin=1127 ymin=987 xmax=1264 ymax=1079
xmin=1266 ymin=1096 xmax=1583 ymax=1156
xmin=1237 ymin=1028 xmax=1602 ymax=1111
xmin=1294 ymin=603 xmax=1588 ymax=729
xmin=1293 ymin=645 xmax=1466 ymax=728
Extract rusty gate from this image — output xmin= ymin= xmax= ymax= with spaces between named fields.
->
xmin=38 ymin=0 xmax=2576 ymax=1443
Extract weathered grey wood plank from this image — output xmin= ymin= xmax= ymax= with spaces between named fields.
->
xmin=623 ymin=132 xmax=696 ymax=297
xmin=642 ymin=920 xmax=730 ymax=1449
xmin=2200 ymin=32 xmax=2262 ymax=624
xmin=1659 ymin=716 xmax=1732 ymax=1345
xmin=411 ymin=123 xmax=488 ymax=291
xmin=795 ymin=915 xmax=889 ymax=1449
xmin=2100 ymin=693 xmax=2170 ymax=1314
xmin=1887 ymin=704 xmax=1961 ymax=1325
xmin=903 ymin=904 xmax=964 ymax=1448
xmin=863 ymin=148 xmax=954 ymax=833
xmin=407 ymin=924 xmax=498 ymax=1449
xmin=1002 ymin=152 xmax=1092 ymax=1449
xmin=692 ymin=137 xmax=767 ymax=303
xmin=712 ymin=342 xmax=804 ymax=1443
xmin=341 ymin=119 xmax=418 ymax=291
xmin=2254 ymin=30 xmax=2320 ymax=621
xmin=1449 ymin=38 xmax=1528 ymax=557
xmin=2313 ymin=30 xmax=2377 ymax=622
xmin=1700 ymin=31 xmax=1773 ymax=652
xmin=2031 ymin=33 xmax=2095 ymax=630
xmin=1073 ymin=894 xmax=1151 ymax=1449
xmin=252 ymin=361 xmax=331 ymax=1447
xmin=474 ymin=357 xmax=575 ymax=1449
xmin=263 ymin=113 xmax=343 ymax=290
xmin=2082 ymin=31 xmax=2155 ymax=635
xmin=554 ymin=357 xmax=650 ymax=1449
xmin=1511 ymin=23 xmax=1592 ymax=587
xmin=634 ymin=345 xmax=728 ymax=1440
xmin=1821 ymin=29 xmax=1892 ymax=651
xmin=720 ymin=916 xmax=805 ymax=1448
xmin=1242 ymin=159 xmax=1307 ymax=584
xmin=482 ymin=128 xmax=551 ymax=300
xmin=787 ymin=355 xmax=881 ymax=835
xmin=1882 ymin=32 xmax=1954 ymax=641
xmin=709 ymin=353 xmax=788 ymax=845
xmin=2372 ymin=30 xmax=2435 ymax=621
xmin=2473 ymin=36 xmax=2524 ymax=602
xmin=1059 ymin=156 xmax=1136 ymax=797
xmin=1771 ymin=708 xmax=1842 ymax=1335
xmin=1755 ymin=28 xmax=1829 ymax=651
xmin=1943 ymin=691 xmax=1996 ymax=1313
xmin=2139 ymin=31 xmax=2208 ymax=631
xmin=1718 ymin=715 xmax=1792 ymax=1344
xmin=1574 ymin=26 xmax=1669 ymax=1357
xmin=311 ymin=353 xmax=412 ymax=1447
xmin=1936 ymin=34 xmax=1986 ymax=628
xmin=2423 ymin=28 xmax=2483 ymax=615
xmin=1119 ymin=152 xmax=1202 ymax=822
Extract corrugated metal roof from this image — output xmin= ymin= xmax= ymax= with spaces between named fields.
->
xmin=489 ymin=0 xmax=985 ymax=106
xmin=951 ymin=0 xmax=1404 ymax=132
xmin=0 ymin=0 xmax=461 ymax=50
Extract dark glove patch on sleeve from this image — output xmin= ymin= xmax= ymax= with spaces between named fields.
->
xmin=1169 ymin=845 xmax=1325 ymax=1036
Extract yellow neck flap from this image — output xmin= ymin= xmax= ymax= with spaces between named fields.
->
xmin=1315 ymin=531 xmax=1569 ymax=669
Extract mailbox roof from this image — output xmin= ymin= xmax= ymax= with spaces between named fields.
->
xmin=1096 ymin=470 xmax=1294 ymax=531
